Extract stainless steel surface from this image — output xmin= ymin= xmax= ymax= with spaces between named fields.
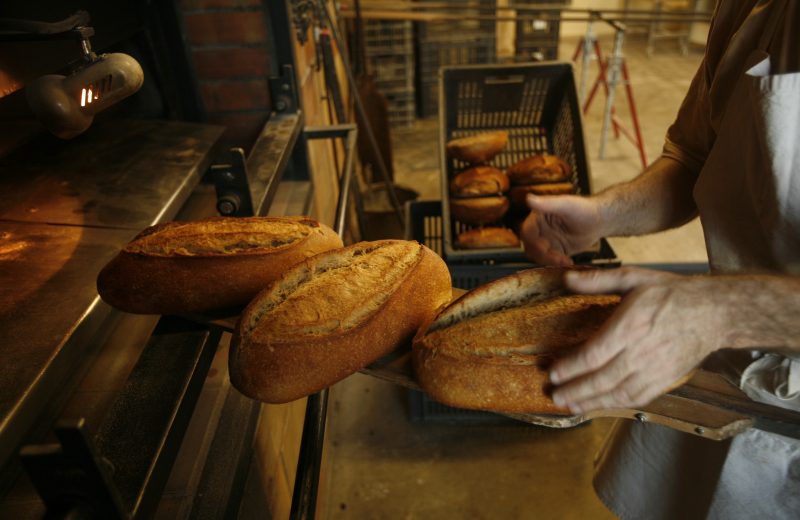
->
xmin=0 ymin=120 xmax=223 ymax=467
xmin=0 ymin=119 xmax=223 ymax=229
xmin=0 ymin=221 xmax=133 ymax=465
xmin=247 ymin=112 xmax=302 ymax=216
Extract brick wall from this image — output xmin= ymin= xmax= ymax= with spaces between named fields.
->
xmin=178 ymin=0 xmax=273 ymax=151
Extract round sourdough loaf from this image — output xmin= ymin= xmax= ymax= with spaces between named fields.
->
xmin=446 ymin=131 xmax=508 ymax=164
xmin=507 ymin=154 xmax=572 ymax=185
xmin=450 ymin=166 xmax=510 ymax=197
xmin=450 ymin=196 xmax=510 ymax=225
xmin=97 ymin=216 xmax=343 ymax=314
xmin=457 ymin=227 xmax=519 ymax=249
xmin=413 ymin=267 xmax=620 ymax=414
xmin=229 ymin=240 xmax=452 ymax=403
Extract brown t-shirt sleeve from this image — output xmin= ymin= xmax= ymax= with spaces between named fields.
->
xmin=661 ymin=60 xmax=715 ymax=177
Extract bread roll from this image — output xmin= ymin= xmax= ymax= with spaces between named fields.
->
xmin=230 ymin=240 xmax=452 ymax=403
xmin=97 ymin=216 xmax=342 ymax=315
xmin=509 ymin=183 xmax=575 ymax=212
xmin=413 ymin=267 xmax=620 ymax=414
xmin=507 ymin=154 xmax=571 ymax=185
xmin=450 ymin=166 xmax=510 ymax=197
xmin=446 ymin=131 xmax=508 ymax=164
xmin=457 ymin=227 xmax=519 ymax=249
xmin=450 ymin=196 xmax=509 ymax=225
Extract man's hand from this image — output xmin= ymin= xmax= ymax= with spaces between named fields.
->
xmin=549 ymin=267 xmax=725 ymax=413
xmin=520 ymin=194 xmax=605 ymax=266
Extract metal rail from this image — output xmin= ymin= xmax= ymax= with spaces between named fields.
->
xmin=338 ymin=6 xmax=711 ymax=24
xmin=289 ymin=124 xmax=357 ymax=520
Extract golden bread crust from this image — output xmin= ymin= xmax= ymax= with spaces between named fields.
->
xmin=450 ymin=166 xmax=510 ymax=196
xmin=450 ymin=196 xmax=509 ymax=225
xmin=457 ymin=227 xmax=519 ymax=249
xmin=507 ymin=154 xmax=572 ymax=185
xmin=446 ymin=131 xmax=509 ymax=164
xmin=96 ymin=216 xmax=342 ymax=314
xmin=230 ymin=240 xmax=452 ymax=403
xmin=412 ymin=267 xmax=620 ymax=414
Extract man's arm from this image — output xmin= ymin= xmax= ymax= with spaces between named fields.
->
xmin=594 ymin=155 xmax=699 ymax=237
xmin=549 ymin=268 xmax=800 ymax=413
xmin=520 ymin=155 xmax=699 ymax=265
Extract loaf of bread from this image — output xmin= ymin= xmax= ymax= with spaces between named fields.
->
xmin=450 ymin=166 xmax=510 ymax=197
xmin=230 ymin=240 xmax=452 ymax=403
xmin=413 ymin=267 xmax=620 ymax=414
xmin=507 ymin=154 xmax=572 ymax=185
xmin=446 ymin=131 xmax=509 ymax=164
xmin=450 ymin=196 xmax=509 ymax=225
xmin=457 ymin=227 xmax=519 ymax=249
xmin=97 ymin=216 xmax=343 ymax=315
xmin=509 ymin=183 xmax=575 ymax=212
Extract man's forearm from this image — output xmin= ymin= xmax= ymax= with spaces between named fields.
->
xmin=719 ymin=274 xmax=800 ymax=355
xmin=594 ymin=156 xmax=699 ymax=238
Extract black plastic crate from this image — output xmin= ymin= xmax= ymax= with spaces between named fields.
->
xmin=417 ymin=35 xmax=496 ymax=118
xmin=439 ymin=62 xmax=594 ymax=262
xmin=515 ymin=14 xmax=561 ymax=62
xmin=406 ymin=200 xmax=618 ymax=286
xmin=363 ymin=19 xmax=414 ymax=57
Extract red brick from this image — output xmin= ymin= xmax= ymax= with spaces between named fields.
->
xmin=200 ymin=79 xmax=271 ymax=112
xmin=178 ymin=0 xmax=260 ymax=9
xmin=183 ymin=11 xmax=267 ymax=45
xmin=207 ymin=111 xmax=270 ymax=151
xmin=192 ymin=47 xmax=270 ymax=79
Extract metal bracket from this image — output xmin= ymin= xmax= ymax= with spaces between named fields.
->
xmin=19 ymin=317 xmax=223 ymax=519
xmin=20 ymin=419 xmax=128 ymax=519
xmin=269 ymin=64 xmax=299 ymax=114
xmin=207 ymin=148 xmax=255 ymax=217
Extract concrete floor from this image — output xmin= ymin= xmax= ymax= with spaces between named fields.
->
xmin=323 ymin=33 xmax=708 ymax=520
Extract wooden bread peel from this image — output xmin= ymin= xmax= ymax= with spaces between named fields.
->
xmin=182 ymin=287 xmax=800 ymax=441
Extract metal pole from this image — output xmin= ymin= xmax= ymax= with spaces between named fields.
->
xmin=599 ymin=27 xmax=625 ymax=160
xmin=579 ymin=16 xmax=596 ymax=105
xmin=318 ymin=0 xmax=405 ymax=228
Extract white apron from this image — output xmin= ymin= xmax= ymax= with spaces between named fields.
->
xmin=593 ymin=3 xmax=800 ymax=518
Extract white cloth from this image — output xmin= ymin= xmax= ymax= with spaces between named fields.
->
xmin=741 ymin=354 xmax=800 ymax=409
xmin=594 ymin=1 xmax=800 ymax=518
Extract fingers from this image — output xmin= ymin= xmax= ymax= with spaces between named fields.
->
xmin=549 ymin=315 xmax=626 ymax=386
xmin=526 ymin=193 xmax=573 ymax=214
xmin=565 ymin=266 xmax=675 ymax=295
xmin=553 ymin=372 xmax=664 ymax=414
xmin=520 ymin=211 xmax=574 ymax=266
xmin=527 ymin=237 xmax=574 ymax=266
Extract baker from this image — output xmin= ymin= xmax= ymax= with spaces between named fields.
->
xmin=519 ymin=1 xmax=799 ymax=517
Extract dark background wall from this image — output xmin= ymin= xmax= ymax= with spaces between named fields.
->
xmin=0 ymin=0 xmax=277 ymax=155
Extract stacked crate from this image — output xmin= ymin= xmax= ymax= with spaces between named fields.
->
xmin=514 ymin=1 xmax=568 ymax=62
xmin=362 ymin=19 xmax=416 ymax=127
xmin=415 ymin=0 xmax=497 ymax=118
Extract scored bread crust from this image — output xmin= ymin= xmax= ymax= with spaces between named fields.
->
xmin=507 ymin=154 xmax=572 ymax=185
xmin=446 ymin=131 xmax=509 ymax=164
xmin=229 ymin=240 xmax=452 ymax=404
xmin=412 ymin=267 xmax=620 ymax=415
xmin=96 ymin=216 xmax=343 ymax=314
xmin=450 ymin=166 xmax=510 ymax=197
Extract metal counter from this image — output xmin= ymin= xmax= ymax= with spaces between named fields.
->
xmin=0 ymin=119 xmax=223 ymax=466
